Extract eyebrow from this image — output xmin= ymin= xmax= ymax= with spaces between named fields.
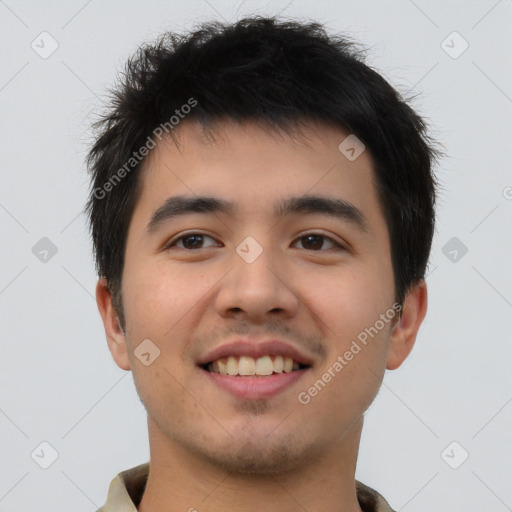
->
xmin=145 ymin=194 xmax=369 ymax=233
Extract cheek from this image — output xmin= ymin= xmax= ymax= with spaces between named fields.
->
xmin=122 ymin=262 xmax=198 ymax=337
xmin=307 ymin=265 xmax=389 ymax=342
xmin=299 ymin=324 xmax=391 ymax=427
xmin=304 ymin=266 xmax=392 ymax=397
xmin=131 ymin=365 xmax=197 ymax=425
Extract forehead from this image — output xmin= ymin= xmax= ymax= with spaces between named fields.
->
xmin=131 ymin=119 xmax=387 ymax=239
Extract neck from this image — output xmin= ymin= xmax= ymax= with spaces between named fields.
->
xmin=138 ymin=416 xmax=364 ymax=512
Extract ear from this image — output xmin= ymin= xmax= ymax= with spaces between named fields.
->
xmin=96 ymin=277 xmax=131 ymax=370
xmin=386 ymin=280 xmax=428 ymax=370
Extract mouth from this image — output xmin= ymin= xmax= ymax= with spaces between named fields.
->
xmin=198 ymin=355 xmax=312 ymax=400
xmin=200 ymin=355 xmax=311 ymax=377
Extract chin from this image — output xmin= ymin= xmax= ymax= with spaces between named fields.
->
xmin=191 ymin=435 xmax=320 ymax=476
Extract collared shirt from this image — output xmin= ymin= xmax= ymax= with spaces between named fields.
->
xmin=96 ymin=463 xmax=396 ymax=512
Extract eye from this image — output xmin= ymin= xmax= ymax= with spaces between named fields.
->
xmin=166 ymin=233 xmax=220 ymax=250
xmin=165 ymin=232 xmax=346 ymax=252
xmin=292 ymin=233 xmax=345 ymax=251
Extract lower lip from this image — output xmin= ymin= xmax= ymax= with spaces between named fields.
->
xmin=199 ymin=367 xmax=310 ymax=400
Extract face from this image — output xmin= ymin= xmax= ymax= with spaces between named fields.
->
xmin=97 ymin=119 xmax=426 ymax=474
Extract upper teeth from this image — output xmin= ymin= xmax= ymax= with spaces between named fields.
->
xmin=209 ymin=355 xmax=300 ymax=376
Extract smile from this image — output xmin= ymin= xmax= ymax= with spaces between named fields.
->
xmin=199 ymin=356 xmax=311 ymax=400
xmin=203 ymin=355 xmax=310 ymax=376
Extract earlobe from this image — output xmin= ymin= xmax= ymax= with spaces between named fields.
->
xmin=386 ymin=280 xmax=428 ymax=370
xmin=95 ymin=277 xmax=131 ymax=371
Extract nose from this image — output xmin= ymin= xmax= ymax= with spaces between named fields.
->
xmin=214 ymin=240 xmax=299 ymax=324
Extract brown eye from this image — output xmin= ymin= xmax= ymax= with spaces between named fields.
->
xmin=293 ymin=233 xmax=344 ymax=251
xmin=167 ymin=234 xmax=219 ymax=250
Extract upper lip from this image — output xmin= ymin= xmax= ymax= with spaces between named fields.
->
xmin=197 ymin=339 xmax=315 ymax=367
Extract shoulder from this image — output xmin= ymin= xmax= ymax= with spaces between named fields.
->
xmin=356 ymin=480 xmax=396 ymax=512
xmin=96 ymin=463 xmax=150 ymax=511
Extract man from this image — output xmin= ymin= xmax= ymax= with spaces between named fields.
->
xmin=86 ymin=16 xmax=439 ymax=512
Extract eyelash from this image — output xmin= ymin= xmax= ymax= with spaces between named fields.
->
xmin=164 ymin=232 xmax=346 ymax=252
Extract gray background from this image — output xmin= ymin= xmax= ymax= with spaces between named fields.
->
xmin=1 ymin=0 xmax=511 ymax=510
